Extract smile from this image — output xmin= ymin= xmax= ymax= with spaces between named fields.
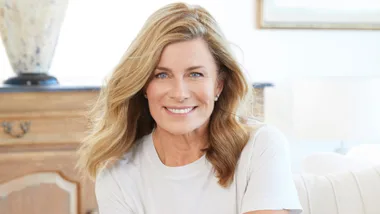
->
xmin=165 ymin=107 xmax=196 ymax=114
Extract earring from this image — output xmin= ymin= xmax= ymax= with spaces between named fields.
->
xmin=214 ymin=95 xmax=219 ymax=101
xmin=144 ymin=93 xmax=147 ymax=98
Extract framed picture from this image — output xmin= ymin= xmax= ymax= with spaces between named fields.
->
xmin=257 ymin=0 xmax=380 ymax=30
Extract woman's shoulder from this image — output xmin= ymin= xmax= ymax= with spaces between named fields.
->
xmin=248 ymin=124 xmax=287 ymax=145
xmin=247 ymin=124 xmax=289 ymax=148
xmin=240 ymin=124 xmax=290 ymax=164
xmin=234 ymin=124 xmax=292 ymax=185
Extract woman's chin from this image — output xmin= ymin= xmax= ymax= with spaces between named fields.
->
xmin=154 ymin=117 xmax=210 ymax=136
xmin=158 ymin=124 xmax=202 ymax=136
xmin=165 ymin=127 xmax=196 ymax=136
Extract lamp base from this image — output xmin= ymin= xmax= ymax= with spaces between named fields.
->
xmin=3 ymin=73 xmax=59 ymax=86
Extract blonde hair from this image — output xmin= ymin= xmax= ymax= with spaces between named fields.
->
xmin=77 ymin=2 xmax=257 ymax=187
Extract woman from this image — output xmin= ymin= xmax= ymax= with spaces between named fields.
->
xmin=77 ymin=2 xmax=302 ymax=214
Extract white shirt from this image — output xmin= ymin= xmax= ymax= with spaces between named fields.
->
xmin=95 ymin=125 xmax=303 ymax=214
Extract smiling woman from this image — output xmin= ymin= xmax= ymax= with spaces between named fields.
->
xmin=77 ymin=2 xmax=302 ymax=214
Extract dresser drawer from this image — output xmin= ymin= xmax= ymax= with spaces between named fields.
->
xmin=0 ymin=111 xmax=88 ymax=146
xmin=0 ymin=91 xmax=98 ymax=113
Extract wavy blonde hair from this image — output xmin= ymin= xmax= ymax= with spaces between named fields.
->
xmin=77 ymin=2 xmax=257 ymax=187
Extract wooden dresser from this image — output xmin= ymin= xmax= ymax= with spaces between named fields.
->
xmin=0 ymin=85 xmax=100 ymax=214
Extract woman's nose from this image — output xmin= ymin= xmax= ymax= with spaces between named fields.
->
xmin=169 ymin=78 xmax=190 ymax=102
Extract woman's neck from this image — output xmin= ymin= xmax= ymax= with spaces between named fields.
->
xmin=152 ymin=127 xmax=208 ymax=167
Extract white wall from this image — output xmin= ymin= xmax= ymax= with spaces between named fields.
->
xmin=1 ymin=0 xmax=380 ymax=83
xmin=226 ymin=2 xmax=380 ymax=81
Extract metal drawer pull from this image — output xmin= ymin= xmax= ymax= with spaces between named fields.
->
xmin=1 ymin=121 xmax=31 ymax=138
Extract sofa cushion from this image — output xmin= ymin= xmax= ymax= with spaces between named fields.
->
xmin=293 ymin=165 xmax=380 ymax=214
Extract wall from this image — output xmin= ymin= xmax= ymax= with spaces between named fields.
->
xmin=1 ymin=0 xmax=380 ymax=83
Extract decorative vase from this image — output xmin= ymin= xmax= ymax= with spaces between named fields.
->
xmin=0 ymin=0 xmax=68 ymax=86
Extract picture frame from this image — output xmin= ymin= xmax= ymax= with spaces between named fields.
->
xmin=257 ymin=0 xmax=380 ymax=30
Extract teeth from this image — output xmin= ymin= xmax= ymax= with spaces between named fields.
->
xmin=167 ymin=107 xmax=194 ymax=114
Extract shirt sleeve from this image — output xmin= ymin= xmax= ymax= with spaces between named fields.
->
xmin=241 ymin=126 xmax=303 ymax=214
xmin=95 ymin=166 xmax=134 ymax=214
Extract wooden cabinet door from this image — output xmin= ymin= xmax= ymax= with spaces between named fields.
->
xmin=0 ymin=151 xmax=97 ymax=214
xmin=0 ymin=172 xmax=77 ymax=214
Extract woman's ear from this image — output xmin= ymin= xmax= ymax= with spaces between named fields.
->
xmin=216 ymin=80 xmax=224 ymax=96
xmin=216 ymin=71 xmax=226 ymax=96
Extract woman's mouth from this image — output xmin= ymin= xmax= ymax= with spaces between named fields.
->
xmin=165 ymin=106 xmax=197 ymax=115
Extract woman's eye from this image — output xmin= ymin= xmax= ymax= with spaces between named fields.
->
xmin=190 ymin=72 xmax=203 ymax=78
xmin=155 ymin=73 xmax=168 ymax=79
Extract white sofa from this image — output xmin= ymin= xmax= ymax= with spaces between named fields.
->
xmin=293 ymin=153 xmax=380 ymax=214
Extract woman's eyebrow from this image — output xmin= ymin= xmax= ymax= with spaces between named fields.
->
xmin=185 ymin=66 xmax=205 ymax=71
xmin=155 ymin=65 xmax=205 ymax=72
xmin=155 ymin=66 xmax=172 ymax=72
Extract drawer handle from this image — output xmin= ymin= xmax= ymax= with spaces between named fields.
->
xmin=1 ymin=121 xmax=31 ymax=138
xmin=86 ymin=210 xmax=99 ymax=214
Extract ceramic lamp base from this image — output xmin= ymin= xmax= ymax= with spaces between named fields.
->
xmin=3 ymin=73 xmax=59 ymax=86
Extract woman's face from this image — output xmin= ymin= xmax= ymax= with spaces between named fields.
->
xmin=146 ymin=38 xmax=223 ymax=135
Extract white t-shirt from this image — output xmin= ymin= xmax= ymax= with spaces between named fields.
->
xmin=95 ymin=125 xmax=303 ymax=214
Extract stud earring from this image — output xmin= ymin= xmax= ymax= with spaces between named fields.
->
xmin=144 ymin=93 xmax=147 ymax=98
xmin=214 ymin=95 xmax=219 ymax=101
